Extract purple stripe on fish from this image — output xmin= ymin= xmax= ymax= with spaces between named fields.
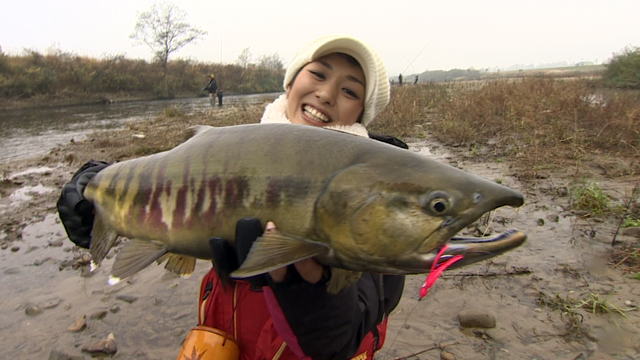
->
xmin=223 ymin=176 xmax=250 ymax=209
xmin=172 ymin=156 xmax=191 ymax=229
xmin=147 ymin=160 xmax=168 ymax=231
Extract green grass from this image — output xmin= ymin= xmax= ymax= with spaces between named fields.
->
xmin=570 ymin=179 xmax=610 ymax=216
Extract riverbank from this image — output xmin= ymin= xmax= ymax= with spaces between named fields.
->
xmin=0 ymin=91 xmax=192 ymax=111
xmin=1 ymin=83 xmax=640 ymax=359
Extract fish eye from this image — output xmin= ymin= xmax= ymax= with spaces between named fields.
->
xmin=473 ymin=193 xmax=482 ymax=203
xmin=420 ymin=191 xmax=451 ymax=215
xmin=430 ymin=198 xmax=448 ymax=213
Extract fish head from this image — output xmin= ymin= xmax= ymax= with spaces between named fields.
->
xmin=315 ymin=157 xmax=525 ymax=274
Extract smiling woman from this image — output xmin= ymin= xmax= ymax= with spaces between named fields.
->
xmin=285 ymin=53 xmax=366 ymax=127
xmin=261 ymin=34 xmax=391 ymax=139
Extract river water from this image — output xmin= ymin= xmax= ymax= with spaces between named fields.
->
xmin=0 ymin=93 xmax=281 ymax=163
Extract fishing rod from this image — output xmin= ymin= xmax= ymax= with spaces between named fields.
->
xmin=401 ymin=42 xmax=430 ymax=75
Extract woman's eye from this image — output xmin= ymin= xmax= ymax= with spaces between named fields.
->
xmin=309 ymin=70 xmax=325 ymax=80
xmin=343 ymin=88 xmax=359 ymax=99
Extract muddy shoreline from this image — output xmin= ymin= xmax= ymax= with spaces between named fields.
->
xmin=1 ymin=117 xmax=639 ymax=359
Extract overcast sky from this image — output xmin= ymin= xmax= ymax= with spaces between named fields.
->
xmin=2 ymin=0 xmax=638 ymax=75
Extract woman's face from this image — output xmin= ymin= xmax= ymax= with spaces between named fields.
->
xmin=286 ymin=53 xmax=366 ymax=127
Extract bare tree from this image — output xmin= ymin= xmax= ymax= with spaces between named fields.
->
xmin=235 ymin=47 xmax=253 ymax=68
xmin=258 ymin=53 xmax=284 ymax=71
xmin=130 ymin=1 xmax=206 ymax=97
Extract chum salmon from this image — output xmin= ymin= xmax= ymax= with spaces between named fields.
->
xmin=84 ymin=124 xmax=526 ymax=292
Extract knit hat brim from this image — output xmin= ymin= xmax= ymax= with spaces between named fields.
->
xmin=283 ymin=34 xmax=390 ymax=127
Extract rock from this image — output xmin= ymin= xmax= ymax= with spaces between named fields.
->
xmin=4 ymin=267 xmax=20 ymax=275
xmin=49 ymin=238 xmax=64 ymax=247
xmin=42 ymin=298 xmax=61 ymax=309
xmin=1 ymin=241 xmax=8 ymax=250
xmin=90 ymin=310 xmax=108 ymax=320
xmin=25 ymin=304 xmax=42 ymax=316
xmin=109 ymin=305 xmax=121 ymax=313
xmin=557 ymin=187 xmax=569 ymax=197
xmin=48 ymin=350 xmax=73 ymax=360
xmin=537 ymin=218 xmax=545 ymax=226
xmin=546 ymin=214 xmax=559 ymax=223
xmin=441 ymin=350 xmax=456 ymax=360
xmin=115 ymin=294 xmax=138 ymax=304
xmin=458 ymin=310 xmax=496 ymax=329
xmin=25 ymin=245 xmax=40 ymax=254
xmin=48 ymin=350 xmax=85 ymax=360
xmin=81 ymin=333 xmax=117 ymax=356
xmin=621 ymin=227 xmax=640 ymax=238
xmin=34 ymin=257 xmax=53 ymax=266
xmin=68 ymin=315 xmax=87 ymax=332
xmin=11 ymin=245 xmax=20 ymax=252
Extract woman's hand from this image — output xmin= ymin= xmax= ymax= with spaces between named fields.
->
xmin=265 ymin=221 xmax=324 ymax=284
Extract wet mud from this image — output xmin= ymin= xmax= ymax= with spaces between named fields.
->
xmin=1 ymin=137 xmax=639 ymax=359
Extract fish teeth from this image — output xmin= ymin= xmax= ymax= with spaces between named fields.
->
xmin=303 ymin=105 xmax=329 ymax=123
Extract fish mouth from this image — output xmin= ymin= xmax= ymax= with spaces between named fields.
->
xmin=419 ymin=230 xmax=527 ymax=270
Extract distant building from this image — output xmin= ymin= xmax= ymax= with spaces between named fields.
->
xmin=576 ymin=61 xmax=594 ymax=67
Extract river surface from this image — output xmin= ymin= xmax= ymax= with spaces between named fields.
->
xmin=0 ymin=93 xmax=281 ymax=163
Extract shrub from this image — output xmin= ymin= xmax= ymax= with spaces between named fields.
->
xmin=604 ymin=46 xmax=640 ymax=89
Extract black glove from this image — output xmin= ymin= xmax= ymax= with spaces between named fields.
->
xmin=209 ymin=218 xmax=266 ymax=289
xmin=56 ymin=160 xmax=111 ymax=249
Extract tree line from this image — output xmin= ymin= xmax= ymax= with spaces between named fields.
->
xmin=0 ymin=2 xmax=285 ymax=104
xmin=0 ymin=48 xmax=284 ymax=101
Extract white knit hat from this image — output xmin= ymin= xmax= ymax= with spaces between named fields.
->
xmin=283 ymin=34 xmax=390 ymax=127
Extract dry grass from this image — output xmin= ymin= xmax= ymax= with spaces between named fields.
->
xmin=378 ymin=79 xmax=640 ymax=179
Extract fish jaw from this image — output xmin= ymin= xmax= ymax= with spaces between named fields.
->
xmin=434 ymin=230 xmax=527 ymax=269
xmin=335 ymin=230 xmax=527 ymax=274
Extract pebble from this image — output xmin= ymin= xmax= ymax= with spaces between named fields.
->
xmin=47 ymin=350 xmax=72 ymax=360
xmin=11 ymin=245 xmax=20 ymax=252
xmin=25 ymin=304 xmax=43 ymax=316
xmin=68 ymin=315 xmax=87 ymax=332
xmin=458 ymin=310 xmax=496 ymax=329
xmin=109 ymin=305 xmax=121 ymax=313
xmin=4 ymin=267 xmax=20 ymax=275
xmin=34 ymin=257 xmax=52 ymax=266
xmin=441 ymin=350 xmax=456 ymax=360
xmin=49 ymin=238 xmax=64 ymax=247
xmin=557 ymin=187 xmax=569 ymax=197
xmin=1 ymin=241 xmax=8 ymax=250
xmin=621 ymin=227 xmax=640 ymax=238
xmin=42 ymin=298 xmax=61 ymax=309
xmin=81 ymin=333 xmax=117 ymax=356
xmin=90 ymin=310 xmax=108 ymax=320
xmin=546 ymin=214 xmax=559 ymax=223
xmin=25 ymin=245 xmax=40 ymax=254
xmin=115 ymin=294 xmax=138 ymax=303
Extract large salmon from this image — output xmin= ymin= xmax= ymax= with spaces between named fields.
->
xmin=84 ymin=124 xmax=526 ymax=292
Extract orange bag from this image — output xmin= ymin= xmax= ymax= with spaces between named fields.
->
xmin=176 ymin=326 xmax=240 ymax=360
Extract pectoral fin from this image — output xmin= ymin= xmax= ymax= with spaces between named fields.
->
xmin=109 ymin=239 xmax=167 ymax=284
xmin=89 ymin=214 xmax=119 ymax=270
xmin=231 ymin=232 xmax=329 ymax=278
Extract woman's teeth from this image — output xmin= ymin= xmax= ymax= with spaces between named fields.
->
xmin=303 ymin=105 xmax=329 ymax=123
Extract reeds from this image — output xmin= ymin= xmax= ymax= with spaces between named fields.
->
xmin=372 ymin=79 xmax=640 ymax=179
